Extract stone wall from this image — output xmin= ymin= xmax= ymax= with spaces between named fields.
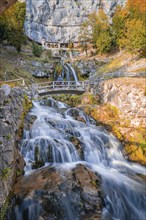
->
xmin=93 ymin=78 xmax=146 ymax=127
xmin=0 ymin=86 xmax=25 ymax=209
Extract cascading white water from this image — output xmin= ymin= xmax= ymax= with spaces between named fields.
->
xmin=13 ymin=98 xmax=146 ymax=220
xmin=54 ymin=62 xmax=78 ymax=82
xmin=64 ymin=64 xmax=70 ymax=81
xmin=66 ymin=64 xmax=79 ymax=82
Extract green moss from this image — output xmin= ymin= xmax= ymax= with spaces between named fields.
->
xmin=17 ymin=94 xmax=32 ymax=138
xmin=52 ymin=94 xmax=82 ymax=107
xmin=6 ymin=134 xmax=12 ymax=140
xmin=0 ymin=197 xmax=9 ymax=220
xmin=16 ymin=169 xmax=24 ymax=177
xmin=112 ymin=126 xmax=123 ymax=141
xmin=91 ymin=180 xmax=97 ymax=187
xmin=1 ymin=167 xmax=12 ymax=180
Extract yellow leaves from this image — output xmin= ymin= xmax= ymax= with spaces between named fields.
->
xmin=119 ymin=18 xmax=146 ymax=52
xmin=126 ymin=0 xmax=146 ymax=13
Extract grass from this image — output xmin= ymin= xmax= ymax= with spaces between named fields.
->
xmin=91 ymin=52 xmax=146 ymax=76
xmin=0 ymin=43 xmax=55 ymax=85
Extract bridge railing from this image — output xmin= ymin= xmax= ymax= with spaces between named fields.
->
xmin=35 ymin=81 xmax=89 ymax=91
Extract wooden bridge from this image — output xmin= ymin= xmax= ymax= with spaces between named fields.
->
xmin=33 ymin=81 xmax=90 ymax=96
xmin=0 ymin=78 xmax=96 ymax=96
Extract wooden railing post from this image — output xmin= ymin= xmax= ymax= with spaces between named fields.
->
xmin=22 ymin=79 xmax=25 ymax=87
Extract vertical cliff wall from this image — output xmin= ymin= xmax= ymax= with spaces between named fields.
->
xmin=25 ymin=0 xmax=126 ymax=43
xmin=0 ymin=86 xmax=31 ymax=211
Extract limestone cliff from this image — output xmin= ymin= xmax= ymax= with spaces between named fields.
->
xmin=25 ymin=0 xmax=126 ymax=43
xmin=0 ymin=86 xmax=31 ymax=210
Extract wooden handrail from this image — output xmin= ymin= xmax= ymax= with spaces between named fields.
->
xmin=0 ymin=78 xmax=25 ymax=86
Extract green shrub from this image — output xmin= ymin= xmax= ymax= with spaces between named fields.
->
xmin=32 ymin=41 xmax=43 ymax=57
xmin=55 ymin=63 xmax=63 ymax=74
xmin=46 ymin=50 xmax=52 ymax=59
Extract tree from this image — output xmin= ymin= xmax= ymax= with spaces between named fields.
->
xmin=0 ymin=1 xmax=26 ymax=52
xmin=78 ymin=21 xmax=92 ymax=55
xmin=0 ymin=15 xmax=6 ymax=40
xmin=112 ymin=0 xmax=146 ymax=54
xmin=126 ymin=0 xmax=146 ymax=21
xmin=79 ymin=10 xmax=112 ymax=54
xmin=112 ymin=6 xmax=128 ymax=48
xmin=96 ymin=31 xmax=112 ymax=54
xmin=90 ymin=10 xmax=112 ymax=54
xmin=119 ymin=19 xmax=146 ymax=54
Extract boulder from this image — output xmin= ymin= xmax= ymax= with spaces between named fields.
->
xmin=10 ymin=164 xmax=103 ymax=219
xmin=1 ymin=84 xmax=11 ymax=96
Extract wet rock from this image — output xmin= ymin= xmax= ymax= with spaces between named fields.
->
xmin=40 ymin=98 xmax=58 ymax=108
xmin=11 ymin=164 xmax=103 ymax=219
xmin=70 ymin=137 xmax=84 ymax=160
xmin=33 ymin=70 xmax=49 ymax=78
xmin=24 ymin=114 xmax=37 ymax=130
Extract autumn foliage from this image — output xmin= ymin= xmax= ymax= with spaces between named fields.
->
xmin=79 ymin=0 xmax=146 ymax=55
xmin=0 ymin=1 xmax=26 ymax=52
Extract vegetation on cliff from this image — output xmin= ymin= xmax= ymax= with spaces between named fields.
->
xmin=79 ymin=0 xmax=146 ymax=56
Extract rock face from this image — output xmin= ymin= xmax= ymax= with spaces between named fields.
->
xmin=90 ymin=78 xmax=146 ymax=127
xmin=0 ymin=87 xmax=25 ymax=208
xmin=25 ymin=0 xmax=126 ymax=43
xmin=9 ymin=164 xmax=103 ymax=219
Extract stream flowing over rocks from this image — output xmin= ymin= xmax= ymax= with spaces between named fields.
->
xmin=7 ymin=97 xmax=146 ymax=220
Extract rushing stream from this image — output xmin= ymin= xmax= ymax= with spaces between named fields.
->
xmin=7 ymin=98 xmax=146 ymax=220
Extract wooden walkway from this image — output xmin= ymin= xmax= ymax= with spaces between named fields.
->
xmin=0 ymin=78 xmax=94 ymax=96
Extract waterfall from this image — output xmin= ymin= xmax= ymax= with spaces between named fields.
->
xmin=57 ymin=61 xmax=78 ymax=82
xmin=64 ymin=64 xmax=70 ymax=81
xmin=7 ymin=98 xmax=146 ymax=220
xmin=66 ymin=63 xmax=79 ymax=82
